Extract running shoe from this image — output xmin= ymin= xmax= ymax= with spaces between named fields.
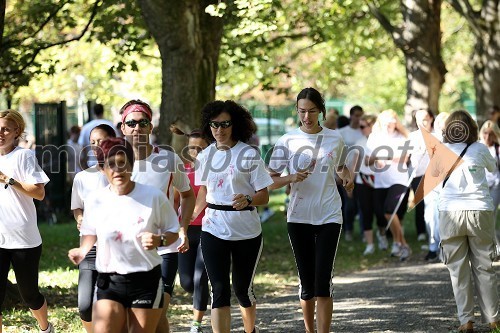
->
xmin=377 ymin=231 xmax=388 ymax=250
xmin=399 ymin=245 xmax=411 ymax=261
xmin=363 ymin=244 xmax=375 ymax=256
xmin=390 ymin=243 xmax=401 ymax=257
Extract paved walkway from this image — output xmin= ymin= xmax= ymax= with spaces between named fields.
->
xmin=175 ymin=262 xmax=500 ymax=333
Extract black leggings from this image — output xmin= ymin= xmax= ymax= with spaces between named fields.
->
xmin=0 ymin=245 xmax=45 ymax=315
xmin=287 ymin=222 xmax=341 ymax=300
xmin=178 ymin=226 xmax=209 ymax=311
xmin=201 ymin=231 xmax=262 ymax=309
xmin=355 ymin=183 xmax=386 ymax=231
xmin=78 ymin=246 xmax=98 ymax=322
xmin=161 ymin=252 xmax=178 ymax=296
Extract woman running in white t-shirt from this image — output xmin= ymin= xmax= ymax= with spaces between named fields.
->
xmin=68 ymin=138 xmax=179 ymax=333
xmin=0 ymin=109 xmax=52 ymax=333
xmin=71 ymin=124 xmax=115 ymax=332
xmin=268 ymin=87 xmax=354 ymax=333
xmin=194 ymin=100 xmax=273 ymax=333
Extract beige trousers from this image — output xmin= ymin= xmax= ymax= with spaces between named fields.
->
xmin=439 ymin=210 xmax=499 ymax=325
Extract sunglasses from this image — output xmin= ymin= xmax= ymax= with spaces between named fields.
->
xmin=124 ymin=119 xmax=151 ymax=129
xmin=360 ymin=125 xmax=368 ymax=129
xmin=209 ymin=120 xmax=232 ymax=129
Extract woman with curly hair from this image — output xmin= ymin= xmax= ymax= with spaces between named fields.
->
xmin=194 ymin=100 xmax=273 ymax=333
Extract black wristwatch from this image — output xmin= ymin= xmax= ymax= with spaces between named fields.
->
xmin=4 ymin=178 xmax=15 ymax=189
xmin=159 ymin=234 xmax=168 ymax=247
xmin=245 ymin=195 xmax=253 ymax=204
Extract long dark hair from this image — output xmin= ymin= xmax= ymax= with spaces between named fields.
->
xmin=296 ymin=87 xmax=326 ymax=121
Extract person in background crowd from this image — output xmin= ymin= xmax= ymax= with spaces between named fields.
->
xmin=367 ymin=109 xmax=411 ymax=260
xmin=437 ymin=110 xmax=499 ymax=333
xmin=268 ymin=88 xmax=354 ymax=333
xmin=194 ymin=100 xmax=273 ymax=333
xmin=171 ymin=125 xmax=210 ymax=333
xmin=336 ymin=115 xmax=349 ymax=129
xmin=323 ymin=108 xmax=338 ymax=130
xmin=78 ymin=104 xmax=117 ymax=168
xmin=479 ymin=120 xmax=500 ymax=222
xmin=353 ymin=114 xmax=388 ymax=255
xmin=419 ymin=112 xmax=450 ymax=263
xmin=408 ymin=109 xmax=435 ymax=244
xmin=68 ymin=138 xmax=179 ymax=333
xmin=66 ymin=125 xmax=83 ymax=185
xmin=488 ymin=105 xmax=500 ymax=128
xmin=338 ymin=105 xmax=364 ymax=242
xmin=71 ymin=124 xmax=116 ymax=332
xmin=119 ymin=99 xmax=195 ymax=333
xmin=0 ymin=109 xmax=53 ymax=333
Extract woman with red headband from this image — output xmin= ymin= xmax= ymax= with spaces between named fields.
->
xmin=69 ymin=138 xmax=179 ymax=332
xmin=119 ymin=100 xmax=196 ymax=333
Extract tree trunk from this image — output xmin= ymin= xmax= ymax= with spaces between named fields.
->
xmin=370 ymin=0 xmax=446 ymax=125
xmin=402 ymin=0 xmax=446 ymax=123
xmin=136 ymin=0 xmax=223 ymax=147
xmin=469 ymin=3 xmax=500 ymax=124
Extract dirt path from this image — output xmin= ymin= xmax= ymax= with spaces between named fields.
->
xmin=172 ymin=262 xmax=500 ymax=333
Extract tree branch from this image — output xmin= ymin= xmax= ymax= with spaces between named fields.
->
xmin=6 ymin=0 xmax=102 ymax=76
xmin=366 ymin=0 xmax=405 ymax=49
xmin=447 ymin=0 xmax=481 ymax=36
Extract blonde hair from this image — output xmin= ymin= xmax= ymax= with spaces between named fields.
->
xmin=0 ymin=109 xmax=25 ymax=139
xmin=372 ymin=109 xmax=409 ymax=137
xmin=361 ymin=114 xmax=377 ymax=127
xmin=479 ymin=120 xmax=500 ymax=145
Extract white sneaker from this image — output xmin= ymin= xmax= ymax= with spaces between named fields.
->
xmin=40 ymin=322 xmax=54 ymax=333
xmin=377 ymin=232 xmax=388 ymax=250
xmin=417 ymin=233 xmax=427 ymax=242
xmin=344 ymin=230 xmax=353 ymax=242
xmin=390 ymin=243 xmax=401 ymax=257
xmin=363 ymin=244 xmax=375 ymax=256
xmin=190 ymin=325 xmax=203 ymax=333
xmin=399 ymin=245 xmax=411 ymax=261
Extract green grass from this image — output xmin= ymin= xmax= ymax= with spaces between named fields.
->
xmin=3 ymin=193 xmax=427 ymax=332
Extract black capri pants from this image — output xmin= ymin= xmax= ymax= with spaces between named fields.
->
xmin=160 ymin=252 xmax=178 ymax=296
xmin=201 ymin=231 xmax=262 ymax=309
xmin=0 ymin=245 xmax=46 ymax=314
xmin=78 ymin=246 xmax=98 ymax=322
xmin=287 ymin=222 xmax=342 ymax=300
xmin=374 ymin=184 xmax=410 ymax=222
xmin=178 ymin=225 xmax=209 ymax=311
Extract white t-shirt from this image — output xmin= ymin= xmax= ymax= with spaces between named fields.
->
xmin=439 ymin=142 xmax=496 ymax=211
xmin=353 ymin=136 xmax=375 ymax=185
xmin=268 ymin=128 xmax=345 ymax=225
xmin=132 ymin=148 xmax=190 ymax=254
xmin=0 ymin=147 xmax=50 ymax=249
xmin=71 ymin=165 xmax=108 ymax=210
xmin=195 ymin=141 xmax=273 ymax=240
xmin=80 ymin=183 xmax=179 ymax=274
xmin=338 ymin=126 xmax=364 ymax=147
xmin=408 ymin=130 xmax=430 ymax=177
xmin=366 ymin=131 xmax=410 ymax=188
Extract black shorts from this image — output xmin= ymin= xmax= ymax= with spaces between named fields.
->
xmin=96 ymin=265 xmax=164 ymax=309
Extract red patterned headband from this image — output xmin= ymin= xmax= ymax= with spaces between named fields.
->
xmin=121 ymin=104 xmax=152 ymax=122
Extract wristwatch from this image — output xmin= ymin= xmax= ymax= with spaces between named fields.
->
xmin=4 ymin=178 xmax=15 ymax=189
xmin=159 ymin=234 xmax=168 ymax=247
xmin=245 ymin=195 xmax=253 ymax=204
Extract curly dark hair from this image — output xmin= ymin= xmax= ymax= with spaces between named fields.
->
xmin=201 ymin=100 xmax=256 ymax=143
